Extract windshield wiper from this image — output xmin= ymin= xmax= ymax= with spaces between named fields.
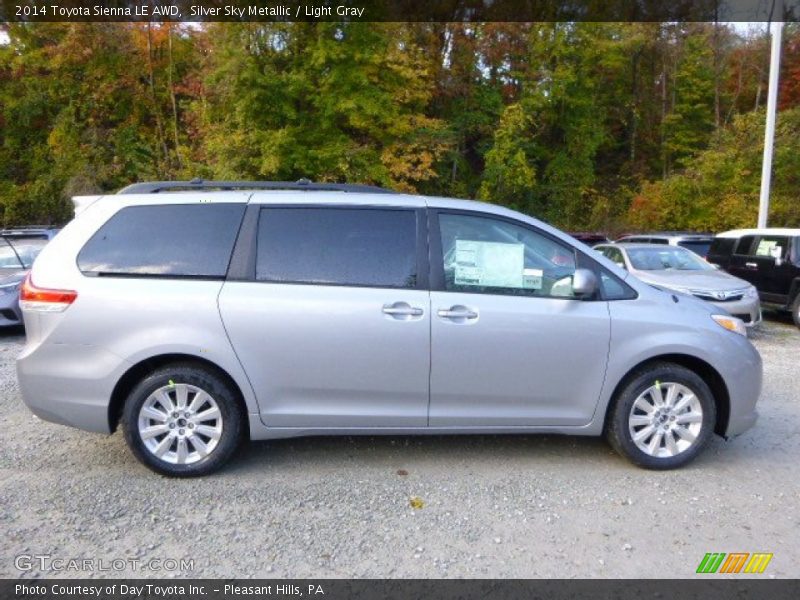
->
xmin=0 ymin=236 xmax=26 ymax=270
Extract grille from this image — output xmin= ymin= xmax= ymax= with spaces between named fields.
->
xmin=690 ymin=289 xmax=747 ymax=302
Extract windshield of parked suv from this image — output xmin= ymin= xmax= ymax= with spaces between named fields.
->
xmin=627 ymin=246 xmax=713 ymax=271
xmin=0 ymin=238 xmax=47 ymax=269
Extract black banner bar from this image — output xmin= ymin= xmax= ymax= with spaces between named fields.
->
xmin=1 ymin=0 xmax=799 ymax=23
xmin=4 ymin=579 xmax=800 ymax=600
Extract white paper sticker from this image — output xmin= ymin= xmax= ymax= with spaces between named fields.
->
xmin=453 ymin=240 xmax=524 ymax=288
xmin=522 ymin=268 xmax=543 ymax=289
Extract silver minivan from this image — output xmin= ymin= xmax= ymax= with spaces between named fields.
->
xmin=17 ymin=181 xmax=762 ymax=476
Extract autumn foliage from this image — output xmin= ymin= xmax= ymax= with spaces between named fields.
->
xmin=1 ymin=22 xmax=798 ymax=230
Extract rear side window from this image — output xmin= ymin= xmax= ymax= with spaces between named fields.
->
xmin=734 ymin=235 xmax=757 ymax=255
xmin=78 ymin=204 xmax=246 ymax=278
xmin=678 ymin=240 xmax=711 ymax=256
xmin=708 ymin=237 xmax=736 ymax=258
xmin=256 ymin=207 xmax=418 ymax=288
xmin=600 ymin=247 xmax=625 ymax=267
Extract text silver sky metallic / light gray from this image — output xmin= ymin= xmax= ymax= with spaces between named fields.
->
xmin=15 ymin=182 xmax=762 ymax=476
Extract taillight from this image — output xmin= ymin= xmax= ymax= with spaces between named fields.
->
xmin=19 ymin=274 xmax=77 ymax=312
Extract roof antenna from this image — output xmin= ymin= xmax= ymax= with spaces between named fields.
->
xmin=296 ymin=178 xmax=312 ymax=186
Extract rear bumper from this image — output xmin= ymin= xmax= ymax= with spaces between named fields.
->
xmin=17 ymin=342 xmax=130 ymax=434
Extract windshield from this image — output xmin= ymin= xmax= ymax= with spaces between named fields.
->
xmin=0 ymin=239 xmax=47 ymax=269
xmin=627 ymin=246 xmax=714 ymax=271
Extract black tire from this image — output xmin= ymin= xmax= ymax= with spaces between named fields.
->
xmin=605 ymin=362 xmax=716 ymax=470
xmin=122 ymin=363 xmax=244 ymax=477
xmin=792 ymin=293 xmax=800 ymax=329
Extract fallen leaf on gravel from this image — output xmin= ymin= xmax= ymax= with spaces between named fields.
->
xmin=397 ymin=469 xmax=408 ymax=476
xmin=409 ymin=496 xmax=424 ymax=509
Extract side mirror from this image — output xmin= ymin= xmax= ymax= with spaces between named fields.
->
xmin=572 ymin=268 xmax=599 ymax=299
xmin=775 ymin=257 xmax=784 ymax=267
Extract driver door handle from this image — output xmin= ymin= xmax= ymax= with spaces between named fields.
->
xmin=437 ymin=308 xmax=478 ymax=320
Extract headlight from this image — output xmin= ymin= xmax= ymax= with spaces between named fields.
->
xmin=711 ymin=314 xmax=747 ymax=337
xmin=745 ymin=286 xmax=759 ymax=299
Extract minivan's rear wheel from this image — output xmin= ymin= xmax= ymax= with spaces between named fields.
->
xmin=605 ymin=363 xmax=716 ymax=469
xmin=122 ymin=364 xmax=243 ymax=477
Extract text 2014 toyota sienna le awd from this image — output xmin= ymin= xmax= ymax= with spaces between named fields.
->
xmin=17 ymin=181 xmax=762 ymax=476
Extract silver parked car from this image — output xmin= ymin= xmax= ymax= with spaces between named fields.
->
xmin=614 ymin=232 xmax=714 ymax=257
xmin=0 ymin=228 xmax=60 ymax=328
xmin=17 ymin=181 xmax=762 ymax=476
xmin=595 ymin=243 xmax=762 ymax=327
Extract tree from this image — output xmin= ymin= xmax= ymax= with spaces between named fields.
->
xmin=477 ymin=103 xmax=536 ymax=209
xmin=629 ymin=107 xmax=800 ymax=231
xmin=662 ymin=29 xmax=717 ymax=172
xmin=199 ymin=23 xmax=446 ymax=192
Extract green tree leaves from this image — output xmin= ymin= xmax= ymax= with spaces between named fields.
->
xmin=1 ymin=22 xmax=798 ymax=230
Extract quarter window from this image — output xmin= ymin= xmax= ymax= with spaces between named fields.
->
xmin=437 ymin=213 xmax=577 ymax=298
xmin=256 ymin=207 xmax=418 ymax=288
xmin=78 ymin=204 xmax=246 ymax=278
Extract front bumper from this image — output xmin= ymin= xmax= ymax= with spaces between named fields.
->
xmin=718 ymin=337 xmax=763 ymax=438
xmin=708 ymin=295 xmax=762 ymax=327
xmin=0 ymin=288 xmax=22 ymax=327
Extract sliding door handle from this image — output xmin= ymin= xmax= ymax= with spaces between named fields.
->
xmin=382 ymin=302 xmax=424 ymax=318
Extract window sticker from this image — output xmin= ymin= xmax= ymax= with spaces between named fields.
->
xmin=522 ymin=268 xmax=543 ymax=289
xmin=453 ymin=240 xmax=524 ymax=288
xmin=755 ymin=239 xmax=781 ymax=258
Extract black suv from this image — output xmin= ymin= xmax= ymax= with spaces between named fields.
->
xmin=707 ymin=228 xmax=800 ymax=328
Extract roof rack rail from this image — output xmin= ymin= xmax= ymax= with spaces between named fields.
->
xmin=117 ymin=178 xmax=395 ymax=195
xmin=0 ymin=225 xmax=55 ymax=231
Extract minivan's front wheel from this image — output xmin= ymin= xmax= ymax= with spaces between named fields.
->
xmin=791 ymin=293 xmax=800 ymax=328
xmin=605 ymin=363 xmax=716 ymax=469
xmin=122 ymin=364 xmax=244 ymax=477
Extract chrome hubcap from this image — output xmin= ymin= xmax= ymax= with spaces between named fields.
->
xmin=628 ymin=382 xmax=703 ymax=458
xmin=137 ymin=383 xmax=223 ymax=465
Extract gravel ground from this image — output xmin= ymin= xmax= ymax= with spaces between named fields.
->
xmin=0 ymin=315 xmax=798 ymax=579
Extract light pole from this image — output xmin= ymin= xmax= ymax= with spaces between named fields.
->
xmin=757 ymin=17 xmax=784 ymax=228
